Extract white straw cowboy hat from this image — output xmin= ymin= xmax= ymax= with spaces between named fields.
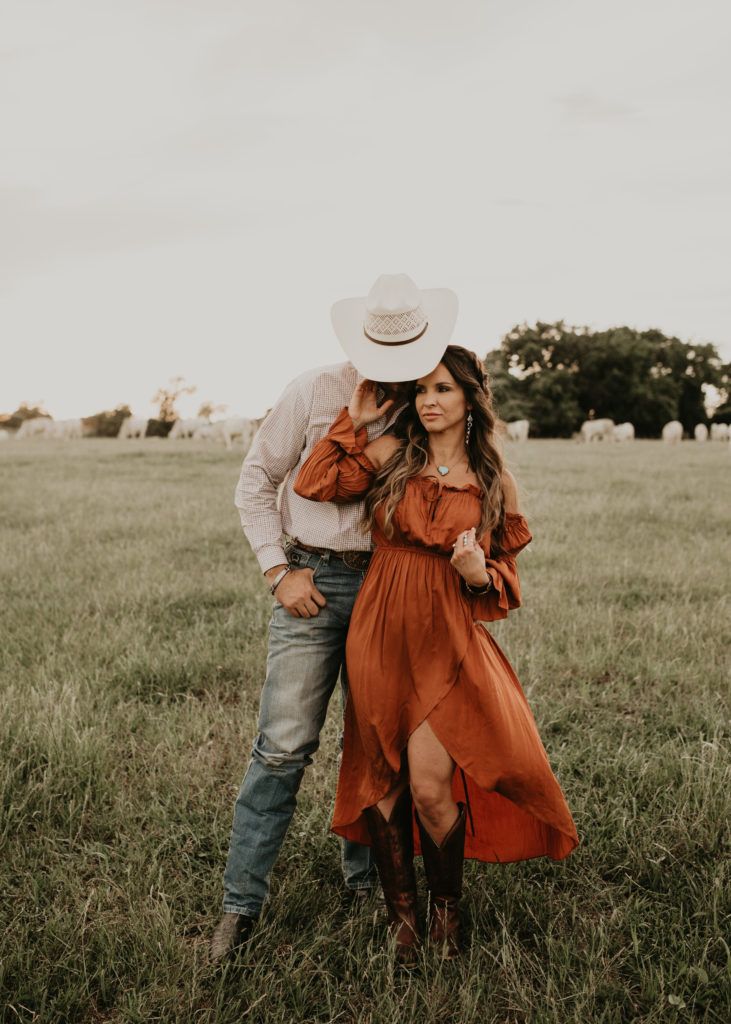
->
xmin=331 ymin=273 xmax=458 ymax=382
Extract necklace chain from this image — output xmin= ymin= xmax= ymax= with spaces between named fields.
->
xmin=428 ymin=453 xmax=467 ymax=477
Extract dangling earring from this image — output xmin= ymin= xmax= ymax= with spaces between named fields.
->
xmin=465 ymin=411 xmax=473 ymax=447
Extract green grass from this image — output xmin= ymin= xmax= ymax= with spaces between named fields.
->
xmin=1 ymin=438 xmax=729 ymax=1024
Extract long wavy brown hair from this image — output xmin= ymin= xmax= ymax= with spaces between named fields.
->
xmin=363 ymin=345 xmax=508 ymax=554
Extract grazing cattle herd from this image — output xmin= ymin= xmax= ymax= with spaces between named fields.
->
xmin=3 ymin=413 xmax=730 ymax=452
xmin=15 ymin=417 xmax=84 ymax=440
xmin=191 ymin=417 xmax=259 ymax=451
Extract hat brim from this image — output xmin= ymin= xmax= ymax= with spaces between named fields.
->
xmin=331 ymin=288 xmax=459 ymax=382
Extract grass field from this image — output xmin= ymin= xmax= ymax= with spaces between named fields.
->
xmin=1 ymin=438 xmax=729 ymax=1024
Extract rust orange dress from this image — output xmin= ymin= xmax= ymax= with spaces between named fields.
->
xmin=294 ymin=409 xmax=579 ymax=863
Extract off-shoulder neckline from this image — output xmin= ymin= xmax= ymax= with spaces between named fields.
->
xmin=411 ymin=474 xmax=483 ymax=496
xmin=409 ymin=476 xmax=527 ymax=519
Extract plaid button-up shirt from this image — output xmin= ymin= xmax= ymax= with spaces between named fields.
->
xmin=235 ymin=361 xmax=402 ymax=574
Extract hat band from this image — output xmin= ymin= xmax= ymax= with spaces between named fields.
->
xmin=363 ymin=304 xmax=428 ymax=344
xmin=364 ymin=322 xmax=429 ymax=346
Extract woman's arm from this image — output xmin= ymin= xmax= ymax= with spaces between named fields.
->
xmin=449 ymin=470 xmax=532 ymax=621
xmin=294 ymin=410 xmax=400 ymax=504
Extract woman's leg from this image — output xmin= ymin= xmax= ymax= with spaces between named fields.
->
xmin=407 ymin=718 xmax=458 ymax=844
xmin=375 ymin=777 xmax=410 ymax=821
xmin=408 ymin=718 xmax=465 ymax=958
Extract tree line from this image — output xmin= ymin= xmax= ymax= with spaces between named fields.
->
xmin=3 ymin=332 xmax=730 ymax=439
xmin=0 ymin=377 xmax=227 ymax=437
xmin=485 ymin=323 xmax=730 ymax=437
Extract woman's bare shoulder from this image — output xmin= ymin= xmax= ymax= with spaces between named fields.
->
xmin=501 ymin=467 xmax=521 ymax=513
xmin=365 ymin=433 xmax=402 ymax=470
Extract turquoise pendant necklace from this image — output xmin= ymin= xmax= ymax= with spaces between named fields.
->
xmin=431 ymin=455 xmax=466 ymax=477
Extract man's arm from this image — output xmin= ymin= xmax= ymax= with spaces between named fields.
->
xmin=235 ymin=375 xmax=313 ymax=578
xmin=235 ymin=374 xmax=330 ymax=618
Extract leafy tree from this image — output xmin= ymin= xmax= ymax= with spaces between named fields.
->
xmin=485 ymin=322 xmax=725 ymax=437
xmin=482 ymin=351 xmax=531 ymax=423
xmin=708 ymin=361 xmax=731 ymax=425
xmin=197 ymin=401 xmax=227 ymax=420
xmin=152 ymin=377 xmax=196 ymax=423
xmin=0 ymin=403 xmax=52 ymax=432
xmin=520 ymin=368 xmax=583 ymax=437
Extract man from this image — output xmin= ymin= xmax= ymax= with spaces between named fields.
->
xmin=211 ymin=273 xmax=458 ymax=961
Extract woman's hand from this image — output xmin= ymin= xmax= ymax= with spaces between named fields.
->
xmin=349 ymin=380 xmax=394 ymax=431
xmin=450 ymin=527 xmax=491 ymax=587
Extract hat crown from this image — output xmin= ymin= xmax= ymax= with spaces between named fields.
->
xmin=366 ymin=274 xmax=421 ymax=316
xmin=330 ymin=272 xmax=458 ymax=382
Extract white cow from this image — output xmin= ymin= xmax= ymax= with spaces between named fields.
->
xmin=117 ymin=416 xmax=147 ymax=440
xmin=506 ymin=419 xmax=529 ymax=443
xmin=580 ymin=418 xmax=615 ymax=442
xmin=613 ymin=422 xmax=635 ymax=442
xmin=662 ymin=420 xmax=683 ymax=444
xmin=222 ymin=416 xmax=257 ymax=452
xmin=16 ymin=418 xmax=53 ymax=439
xmin=50 ymin=419 xmax=83 ymax=439
xmin=168 ymin=417 xmax=206 ymax=440
xmin=193 ymin=416 xmax=257 ymax=451
xmin=710 ymin=423 xmax=730 ymax=441
xmin=192 ymin=423 xmax=218 ymax=442
xmin=694 ymin=424 xmax=708 ymax=442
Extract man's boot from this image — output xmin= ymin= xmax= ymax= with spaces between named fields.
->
xmin=210 ymin=912 xmax=256 ymax=963
xmin=416 ymin=803 xmax=466 ymax=959
xmin=362 ymin=787 xmax=420 ymax=966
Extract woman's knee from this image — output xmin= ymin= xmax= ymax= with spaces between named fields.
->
xmin=410 ymin=776 xmax=452 ymax=818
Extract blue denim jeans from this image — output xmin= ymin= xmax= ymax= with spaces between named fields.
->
xmin=222 ymin=545 xmax=376 ymax=918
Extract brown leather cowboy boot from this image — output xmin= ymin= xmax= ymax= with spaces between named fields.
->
xmin=416 ymin=803 xmax=466 ymax=959
xmin=363 ymin=787 xmax=420 ymax=966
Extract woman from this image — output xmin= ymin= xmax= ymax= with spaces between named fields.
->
xmin=294 ymin=345 xmax=578 ymax=963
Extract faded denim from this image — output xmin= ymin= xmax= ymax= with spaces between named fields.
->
xmin=222 ymin=545 xmax=376 ymax=918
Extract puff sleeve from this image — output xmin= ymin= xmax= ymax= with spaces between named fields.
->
xmin=466 ymin=512 xmax=533 ymax=622
xmin=294 ymin=408 xmax=378 ymax=503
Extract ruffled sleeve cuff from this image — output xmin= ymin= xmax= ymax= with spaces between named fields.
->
xmin=502 ymin=511 xmax=532 ymax=556
xmin=464 ymin=558 xmax=520 ymax=622
xmin=326 ymin=408 xmax=375 ymax=465
xmin=464 ymin=514 xmax=531 ymax=622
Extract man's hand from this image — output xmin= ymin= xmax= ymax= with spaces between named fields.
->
xmin=349 ymin=380 xmax=394 ymax=431
xmin=450 ymin=527 xmax=490 ymax=587
xmin=266 ymin=566 xmax=327 ymax=618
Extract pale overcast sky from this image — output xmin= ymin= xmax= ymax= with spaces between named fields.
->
xmin=2 ymin=0 xmax=730 ymax=420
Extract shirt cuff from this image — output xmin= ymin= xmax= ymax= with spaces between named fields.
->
xmin=257 ymin=544 xmax=289 ymax=575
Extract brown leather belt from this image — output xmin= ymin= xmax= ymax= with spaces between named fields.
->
xmin=292 ymin=541 xmax=373 ymax=572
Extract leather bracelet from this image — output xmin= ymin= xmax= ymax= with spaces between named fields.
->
xmin=270 ymin=566 xmax=291 ymax=595
xmin=465 ymin=576 xmax=492 ymax=595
